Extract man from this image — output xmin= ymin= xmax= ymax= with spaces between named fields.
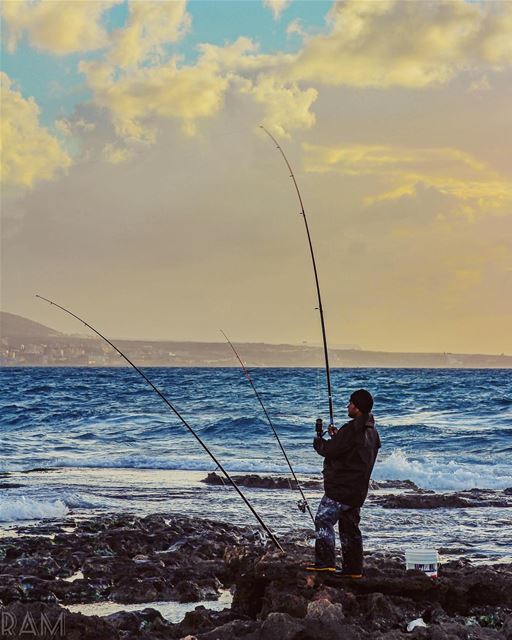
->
xmin=308 ymin=389 xmax=381 ymax=577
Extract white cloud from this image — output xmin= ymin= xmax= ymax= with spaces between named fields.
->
xmin=290 ymin=0 xmax=512 ymax=88
xmin=263 ymin=0 xmax=292 ymax=21
xmin=1 ymin=0 xmax=118 ymax=54
xmin=0 ymin=73 xmax=71 ymax=188
xmin=108 ymin=0 xmax=191 ymax=68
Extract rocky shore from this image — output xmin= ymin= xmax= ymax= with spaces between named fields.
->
xmin=202 ymin=473 xmax=512 ymax=509
xmin=1 ymin=512 xmax=511 ymax=639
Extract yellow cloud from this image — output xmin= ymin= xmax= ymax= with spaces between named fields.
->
xmin=1 ymin=0 xmax=118 ymax=54
xmin=243 ymin=75 xmax=317 ymax=137
xmin=81 ymin=35 xmax=309 ymax=141
xmin=102 ymin=144 xmax=133 ymax=165
xmin=80 ymin=57 xmax=230 ymax=140
xmin=263 ymin=0 xmax=292 ymax=21
xmin=109 ymin=1 xmax=191 ymax=68
xmin=303 ymin=142 xmax=512 ymax=213
xmin=290 ymin=0 xmax=512 ymax=88
xmin=0 ymin=73 xmax=71 ymax=188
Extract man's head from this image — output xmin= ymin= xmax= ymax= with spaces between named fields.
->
xmin=347 ymin=389 xmax=373 ymax=418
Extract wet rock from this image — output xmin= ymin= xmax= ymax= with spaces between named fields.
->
xmin=502 ymin=615 xmax=512 ymax=640
xmin=377 ymin=494 xmax=471 ymax=509
xmin=176 ymin=605 xmax=249 ymax=638
xmin=104 ymin=607 xmax=168 ymax=634
xmin=374 ymin=490 xmax=511 ymax=510
xmin=199 ymin=618 xmax=259 ymax=639
xmin=0 ymin=512 xmax=251 ymax=609
xmin=2 ymin=512 xmax=512 ymax=639
xmin=366 ymin=592 xmax=402 ymax=624
xmin=260 ymin=611 xmax=305 ymax=639
xmin=372 ymin=480 xmax=421 ymax=491
xmin=0 ymin=601 xmax=119 ymax=639
xmin=202 ymin=472 xmax=323 ymax=490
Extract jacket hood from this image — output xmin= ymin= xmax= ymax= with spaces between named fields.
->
xmin=355 ymin=413 xmax=375 ymax=429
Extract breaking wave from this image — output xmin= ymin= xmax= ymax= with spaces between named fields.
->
xmin=0 ymin=497 xmax=69 ymax=522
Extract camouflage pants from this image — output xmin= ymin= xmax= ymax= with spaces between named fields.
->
xmin=314 ymin=495 xmax=363 ymax=572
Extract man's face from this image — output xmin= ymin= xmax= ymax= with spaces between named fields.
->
xmin=347 ymin=400 xmax=360 ymax=418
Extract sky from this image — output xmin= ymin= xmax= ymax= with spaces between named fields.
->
xmin=1 ymin=0 xmax=511 ymax=355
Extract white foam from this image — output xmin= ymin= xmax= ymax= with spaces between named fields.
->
xmin=26 ymin=451 xmax=512 ymax=492
xmin=53 ymin=455 xmax=316 ymax=475
xmin=374 ymin=450 xmax=512 ymax=491
xmin=0 ymin=497 xmax=69 ymax=522
xmin=62 ymin=492 xmax=108 ymax=508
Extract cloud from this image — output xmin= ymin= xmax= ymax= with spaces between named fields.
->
xmin=81 ymin=36 xmax=311 ymax=141
xmin=80 ymin=56 xmax=230 ymax=140
xmin=243 ymin=75 xmax=317 ymax=137
xmin=303 ymin=142 xmax=512 ymax=215
xmin=0 ymin=73 xmax=71 ymax=188
xmin=108 ymin=0 xmax=191 ymax=68
xmin=263 ymin=0 xmax=292 ymax=21
xmin=286 ymin=19 xmax=305 ymax=39
xmin=102 ymin=143 xmax=133 ymax=165
xmin=290 ymin=0 xmax=512 ymax=88
xmin=1 ymin=0 xmax=118 ymax=54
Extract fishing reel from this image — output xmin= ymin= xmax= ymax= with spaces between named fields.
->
xmin=315 ymin=418 xmax=324 ymax=437
xmin=297 ymin=499 xmax=308 ymax=514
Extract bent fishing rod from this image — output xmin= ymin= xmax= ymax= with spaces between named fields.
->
xmin=260 ymin=126 xmax=335 ymax=428
xmin=221 ymin=330 xmax=315 ymax=525
xmin=35 ymin=294 xmax=283 ymax=552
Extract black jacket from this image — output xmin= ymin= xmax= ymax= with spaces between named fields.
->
xmin=313 ymin=414 xmax=381 ymax=507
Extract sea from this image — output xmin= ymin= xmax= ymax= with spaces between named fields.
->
xmin=1 ymin=367 xmax=511 ymax=564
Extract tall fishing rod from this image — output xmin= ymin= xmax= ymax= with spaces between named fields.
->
xmin=260 ymin=126 xmax=335 ymax=427
xmin=35 ymin=294 xmax=283 ymax=552
xmin=221 ymin=330 xmax=315 ymax=525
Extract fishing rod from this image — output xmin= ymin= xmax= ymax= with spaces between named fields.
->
xmin=221 ymin=329 xmax=315 ymax=525
xmin=35 ymin=294 xmax=284 ymax=552
xmin=260 ymin=126 xmax=335 ymax=428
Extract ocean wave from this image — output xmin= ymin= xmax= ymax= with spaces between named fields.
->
xmin=0 ymin=497 xmax=69 ymax=522
xmin=62 ymin=492 xmax=108 ymax=508
xmin=52 ymin=455 xmax=314 ymax=475
xmin=13 ymin=450 xmax=512 ymax=492
xmin=373 ymin=450 xmax=512 ymax=491
xmin=200 ymin=416 xmax=271 ymax=436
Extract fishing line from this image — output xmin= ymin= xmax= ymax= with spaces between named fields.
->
xmin=221 ymin=329 xmax=315 ymax=524
xmin=35 ymin=294 xmax=283 ymax=552
xmin=260 ymin=126 xmax=335 ymax=427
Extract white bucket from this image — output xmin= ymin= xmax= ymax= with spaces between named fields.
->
xmin=405 ymin=548 xmax=438 ymax=578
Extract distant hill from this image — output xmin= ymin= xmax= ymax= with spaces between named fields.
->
xmin=0 ymin=311 xmax=63 ymax=339
xmin=1 ymin=311 xmax=510 ymax=368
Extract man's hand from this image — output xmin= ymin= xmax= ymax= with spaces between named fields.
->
xmin=328 ymin=424 xmax=338 ymax=437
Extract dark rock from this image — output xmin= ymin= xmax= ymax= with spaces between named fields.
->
xmin=365 ymin=592 xmax=402 ymax=628
xmin=502 ymin=615 xmax=512 ymax=640
xmin=0 ymin=602 xmax=119 ymax=639
xmin=260 ymin=611 xmax=305 ymax=639
xmin=372 ymin=480 xmax=421 ymax=491
xmin=199 ymin=618 xmax=260 ymax=639
xmin=177 ymin=605 xmax=249 ymax=638
xmin=2 ymin=511 xmax=511 ymax=640
xmin=202 ymin=472 xmax=323 ymax=490
xmin=375 ymin=491 xmax=511 ymax=510
xmin=104 ymin=607 xmax=168 ymax=633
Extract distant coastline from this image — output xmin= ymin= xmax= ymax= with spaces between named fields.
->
xmin=1 ymin=312 xmax=510 ymax=369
